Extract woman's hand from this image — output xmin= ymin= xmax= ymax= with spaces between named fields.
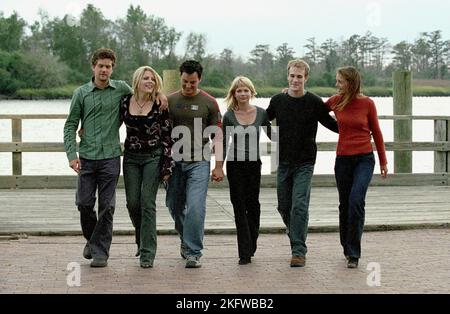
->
xmin=380 ymin=165 xmax=388 ymax=179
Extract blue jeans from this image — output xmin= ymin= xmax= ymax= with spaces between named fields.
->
xmin=277 ymin=162 xmax=314 ymax=257
xmin=166 ymin=161 xmax=210 ymax=258
xmin=123 ymin=150 xmax=162 ymax=264
xmin=76 ymin=157 xmax=121 ymax=260
xmin=334 ymin=153 xmax=375 ymax=259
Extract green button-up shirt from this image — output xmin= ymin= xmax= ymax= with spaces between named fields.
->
xmin=64 ymin=79 xmax=132 ymax=161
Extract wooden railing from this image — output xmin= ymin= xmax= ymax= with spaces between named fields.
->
xmin=1 ymin=114 xmax=449 ymax=188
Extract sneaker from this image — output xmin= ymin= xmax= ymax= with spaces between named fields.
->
xmin=140 ymin=260 xmax=153 ymax=268
xmin=180 ymin=243 xmax=187 ymax=260
xmin=185 ymin=256 xmax=202 ymax=268
xmin=347 ymin=258 xmax=359 ymax=269
xmin=290 ymin=255 xmax=306 ymax=267
xmin=83 ymin=243 xmax=92 ymax=260
xmin=238 ymin=257 xmax=251 ymax=265
xmin=90 ymin=258 xmax=108 ymax=268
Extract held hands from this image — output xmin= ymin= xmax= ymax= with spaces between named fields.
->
xmin=162 ymin=174 xmax=171 ymax=182
xmin=380 ymin=165 xmax=388 ymax=179
xmin=211 ymin=167 xmax=224 ymax=182
xmin=69 ymin=159 xmax=81 ymax=173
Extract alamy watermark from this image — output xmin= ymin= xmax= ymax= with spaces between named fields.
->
xmin=66 ymin=262 xmax=81 ymax=287
xmin=366 ymin=2 xmax=382 ymax=27
xmin=366 ymin=262 xmax=381 ymax=287
xmin=171 ymin=119 xmax=279 ymax=164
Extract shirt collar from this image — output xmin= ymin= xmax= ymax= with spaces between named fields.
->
xmin=88 ymin=77 xmax=117 ymax=91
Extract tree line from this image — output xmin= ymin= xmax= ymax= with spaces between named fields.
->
xmin=0 ymin=4 xmax=449 ymax=95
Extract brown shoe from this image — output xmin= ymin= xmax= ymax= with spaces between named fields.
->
xmin=290 ymin=255 xmax=306 ymax=267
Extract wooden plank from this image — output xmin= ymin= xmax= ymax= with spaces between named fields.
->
xmin=3 ymin=114 xmax=450 ymax=121
xmin=378 ymin=115 xmax=450 ymax=120
xmin=12 ymin=119 xmax=22 ymax=176
xmin=0 ymin=142 xmax=66 ymax=152
xmin=435 ymin=120 xmax=448 ymax=172
xmin=393 ymin=71 xmax=413 ymax=173
xmin=0 ymin=114 xmax=67 ymax=119
xmin=1 ymin=141 xmax=448 ymax=153
xmin=1 ymin=173 xmax=448 ymax=189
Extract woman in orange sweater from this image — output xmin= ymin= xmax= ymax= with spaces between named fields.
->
xmin=326 ymin=67 xmax=388 ymax=269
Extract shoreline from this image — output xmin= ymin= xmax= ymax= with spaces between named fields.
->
xmin=2 ymin=85 xmax=450 ymax=100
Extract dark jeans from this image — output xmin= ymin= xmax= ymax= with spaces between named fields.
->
xmin=334 ymin=152 xmax=375 ymax=259
xmin=123 ymin=151 xmax=162 ymax=264
xmin=76 ymin=157 xmax=121 ymax=260
xmin=226 ymin=161 xmax=262 ymax=259
xmin=277 ymin=162 xmax=314 ymax=257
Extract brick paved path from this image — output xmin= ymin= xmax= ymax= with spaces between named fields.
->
xmin=1 ymin=229 xmax=448 ymax=294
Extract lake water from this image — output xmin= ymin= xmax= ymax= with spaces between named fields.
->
xmin=1 ymin=97 xmax=449 ymax=175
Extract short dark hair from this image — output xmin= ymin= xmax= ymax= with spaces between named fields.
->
xmin=179 ymin=60 xmax=203 ymax=79
xmin=91 ymin=48 xmax=116 ymax=67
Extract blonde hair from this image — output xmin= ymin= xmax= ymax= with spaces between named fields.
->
xmin=132 ymin=66 xmax=163 ymax=102
xmin=287 ymin=59 xmax=310 ymax=78
xmin=333 ymin=66 xmax=362 ymax=111
xmin=225 ymin=76 xmax=257 ymax=111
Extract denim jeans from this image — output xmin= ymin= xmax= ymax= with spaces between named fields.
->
xmin=76 ymin=157 xmax=121 ymax=260
xmin=277 ymin=162 xmax=314 ymax=257
xmin=123 ymin=150 xmax=162 ymax=264
xmin=334 ymin=152 xmax=375 ymax=259
xmin=226 ymin=161 xmax=262 ymax=259
xmin=166 ymin=161 xmax=210 ymax=258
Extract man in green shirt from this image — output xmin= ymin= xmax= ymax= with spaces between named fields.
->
xmin=63 ymin=48 xmax=132 ymax=268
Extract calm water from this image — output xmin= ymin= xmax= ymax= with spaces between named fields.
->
xmin=1 ymin=97 xmax=449 ymax=175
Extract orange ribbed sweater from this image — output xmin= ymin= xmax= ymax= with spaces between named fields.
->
xmin=325 ymin=95 xmax=387 ymax=166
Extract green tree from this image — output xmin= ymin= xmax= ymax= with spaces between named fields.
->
xmin=304 ymin=37 xmax=319 ymax=65
xmin=249 ymin=44 xmax=274 ymax=85
xmin=319 ymin=39 xmax=339 ymax=73
xmin=184 ymin=32 xmax=207 ymax=61
xmin=0 ymin=12 xmax=26 ymax=52
xmin=411 ymin=34 xmax=432 ymax=78
xmin=48 ymin=15 xmax=87 ymax=77
xmin=80 ymin=4 xmax=111 ymax=59
xmin=425 ymin=30 xmax=450 ymax=79
xmin=116 ymin=5 xmax=151 ymax=77
xmin=391 ymin=41 xmax=413 ymax=70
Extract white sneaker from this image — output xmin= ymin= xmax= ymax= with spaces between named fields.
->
xmin=185 ymin=256 xmax=202 ymax=268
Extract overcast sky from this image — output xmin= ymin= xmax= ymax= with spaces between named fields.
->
xmin=1 ymin=0 xmax=449 ymax=58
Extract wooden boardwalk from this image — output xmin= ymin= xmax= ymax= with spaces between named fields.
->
xmin=1 ymin=186 xmax=449 ymax=236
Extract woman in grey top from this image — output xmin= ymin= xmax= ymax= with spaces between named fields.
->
xmin=220 ymin=76 xmax=271 ymax=265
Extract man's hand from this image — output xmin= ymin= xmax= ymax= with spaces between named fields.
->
xmin=211 ymin=167 xmax=224 ymax=182
xmin=156 ymin=93 xmax=169 ymax=111
xmin=69 ymin=159 xmax=81 ymax=174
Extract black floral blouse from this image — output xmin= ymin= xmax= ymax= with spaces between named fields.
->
xmin=120 ymin=94 xmax=174 ymax=178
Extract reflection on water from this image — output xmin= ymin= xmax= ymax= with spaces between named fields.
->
xmin=0 ymin=97 xmax=448 ymax=175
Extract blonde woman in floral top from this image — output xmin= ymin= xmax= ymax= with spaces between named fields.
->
xmin=120 ymin=66 xmax=174 ymax=268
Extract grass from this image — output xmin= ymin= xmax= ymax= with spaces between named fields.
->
xmin=4 ymin=84 xmax=450 ymax=100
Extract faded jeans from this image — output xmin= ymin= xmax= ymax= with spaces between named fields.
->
xmin=166 ymin=161 xmax=210 ymax=258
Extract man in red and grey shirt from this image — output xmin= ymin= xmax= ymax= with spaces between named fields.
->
xmin=166 ymin=60 xmax=223 ymax=268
